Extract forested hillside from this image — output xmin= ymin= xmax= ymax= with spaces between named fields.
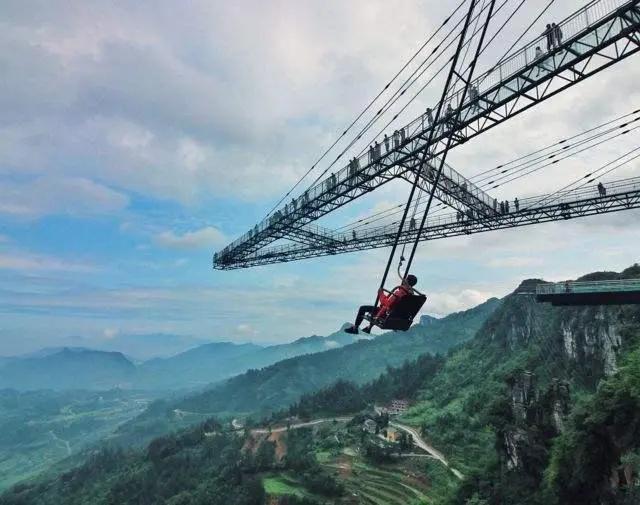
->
xmin=400 ymin=266 xmax=640 ymax=504
xmin=0 ymin=353 xmax=449 ymax=505
xmin=0 ymin=389 xmax=154 ymax=491
xmin=110 ymin=298 xmax=499 ymax=444
xmin=176 ymin=297 xmax=499 ymax=415
xmin=240 ymin=267 xmax=640 ymax=504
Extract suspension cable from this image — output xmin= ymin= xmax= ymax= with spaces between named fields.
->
xmin=403 ymin=0 xmax=497 ymax=279
xmin=377 ymin=0 xmax=489 ymax=297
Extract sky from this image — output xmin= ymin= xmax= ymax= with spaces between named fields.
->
xmin=1 ymin=0 xmax=639 ymax=356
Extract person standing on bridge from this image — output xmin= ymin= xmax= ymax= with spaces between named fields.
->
xmin=384 ymin=134 xmax=390 ymax=153
xmin=446 ymin=103 xmax=454 ymax=119
xmin=535 ymin=46 xmax=545 ymax=77
xmin=553 ymin=23 xmax=563 ymax=47
xmin=514 ymin=197 xmax=520 ymax=212
xmin=598 ymin=182 xmax=607 ymax=196
xmin=369 ymin=145 xmax=375 ymax=164
xmin=469 ymin=84 xmax=480 ymax=113
xmin=445 ymin=103 xmax=455 ymax=130
xmin=544 ymin=24 xmax=555 ymax=52
xmin=426 ymin=107 xmax=434 ymax=127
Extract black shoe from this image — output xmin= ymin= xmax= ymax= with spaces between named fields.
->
xmin=362 ymin=326 xmax=372 ymax=334
xmin=344 ymin=326 xmax=359 ymax=335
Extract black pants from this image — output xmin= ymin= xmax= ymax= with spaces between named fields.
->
xmin=355 ymin=305 xmax=376 ymax=327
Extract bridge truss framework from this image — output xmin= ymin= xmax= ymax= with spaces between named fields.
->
xmin=214 ymin=0 xmax=640 ymax=270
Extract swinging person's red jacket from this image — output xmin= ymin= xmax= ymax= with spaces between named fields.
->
xmin=375 ymin=285 xmax=410 ymax=318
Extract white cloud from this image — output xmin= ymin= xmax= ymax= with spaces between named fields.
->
xmin=155 ymin=226 xmax=227 ymax=250
xmin=427 ymin=289 xmax=497 ymax=316
xmin=486 ymin=256 xmax=544 ymax=269
xmin=103 ymin=328 xmax=119 ymax=340
xmin=0 ymin=252 xmax=95 ymax=272
xmin=1 ymin=0 xmax=639 ymax=351
xmin=236 ymin=323 xmax=258 ymax=337
xmin=0 ymin=176 xmax=128 ymax=218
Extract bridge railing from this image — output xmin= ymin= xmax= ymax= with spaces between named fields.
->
xmin=437 ymin=0 xmax=629 ymax=121
xmin=536 ymin=278 xmax=640 ymax=295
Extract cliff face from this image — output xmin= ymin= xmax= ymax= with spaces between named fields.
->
xmin=558 ymin=306 xmax=623 ymax=376
xmin=481 ymin=281 xmax=634 ymax=385
xmin=475 ymin=271 xmax=640 ymax=504
xmin=500 ymin=372 xmax=571 ymax=472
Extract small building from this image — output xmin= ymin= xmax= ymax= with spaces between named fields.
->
xmin=363 ymin=419 xmax=377 ymax=434
xmin=386 ymin=427 xmax=400 ymax=443
xmin=387 ymin=399 xmax=409 ymax=415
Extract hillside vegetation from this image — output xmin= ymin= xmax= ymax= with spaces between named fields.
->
xmin=110 ymin=298 xmax=499 ymax=444
xmin=3 ymin=268 xmax=639 ymax=504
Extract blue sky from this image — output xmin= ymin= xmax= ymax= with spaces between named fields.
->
xmin=1 ymin=0 xmax=639 ymax=356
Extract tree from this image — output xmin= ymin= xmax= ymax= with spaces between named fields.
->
xmin=255 ymin=440 xmax=276 ymax=470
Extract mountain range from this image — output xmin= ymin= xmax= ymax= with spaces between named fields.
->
xmin=5 ymin=268 xmax=640 ymax=504
xmin=0 ymin=328 xmax=360 ymax=392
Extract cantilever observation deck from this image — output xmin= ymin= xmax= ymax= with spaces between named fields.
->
xmin=536 ymin=278 xmax=640 ymax=305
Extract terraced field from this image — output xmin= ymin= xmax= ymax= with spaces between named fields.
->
xmin=324 ymin=456 xmax=430 ymax=505
xmin=263 ymin=475 xmax=308 ymax=498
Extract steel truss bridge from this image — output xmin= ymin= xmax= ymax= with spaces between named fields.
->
xmin=214 ymin=0 xmax=640 ymax=270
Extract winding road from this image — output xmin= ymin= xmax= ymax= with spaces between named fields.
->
xmin=391 ymin=422 xmax=463 ymax=480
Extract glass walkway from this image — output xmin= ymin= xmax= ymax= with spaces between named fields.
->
xmin=536 ymin=278 xmax=640 ymax=305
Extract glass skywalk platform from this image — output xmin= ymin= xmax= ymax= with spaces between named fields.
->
xmin=536 ymin=278 xmax=640 ymax=305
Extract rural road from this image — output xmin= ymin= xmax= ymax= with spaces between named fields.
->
xmin=49 ymin=430 xmax=72 ymax=456
xmin=391 ymin=422 xmax=464 ymax=480
xmin=252 ymin=417 xmax=352 ymax=434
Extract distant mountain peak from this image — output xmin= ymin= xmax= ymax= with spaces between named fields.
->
xmin=419 ymin=314 xmax=439 ymax=326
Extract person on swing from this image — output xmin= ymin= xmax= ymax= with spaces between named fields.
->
xmin=345 ymin=271 xmax=420 ymax=335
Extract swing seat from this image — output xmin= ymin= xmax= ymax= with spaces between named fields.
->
xmin=366 ymin=293 xmax=427 ymax=331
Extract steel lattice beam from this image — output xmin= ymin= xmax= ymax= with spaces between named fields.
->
xmin=215 ymin=177 xmax=640 ymax=269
